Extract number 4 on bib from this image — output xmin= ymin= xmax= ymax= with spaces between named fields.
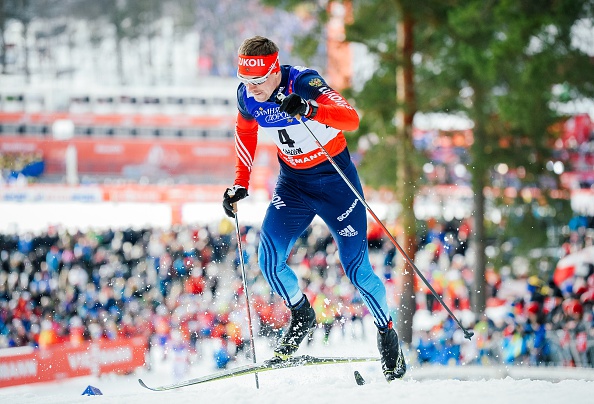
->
xmin=278 ymin=129 xmax=295 ymax=148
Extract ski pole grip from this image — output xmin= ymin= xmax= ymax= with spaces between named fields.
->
xmin=275 ymin=92 xmax=302 ymax=120
xmin=227 ymin=188 xmax=238 ymax=213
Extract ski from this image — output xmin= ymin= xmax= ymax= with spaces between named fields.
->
xmin=138 ymin=355 xmax=379 ymax=391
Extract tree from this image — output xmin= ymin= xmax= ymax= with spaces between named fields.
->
xmin=1 ymin=0 xmax=69 ymax=79
xmin=346 ymin=0 xmax=593 ymax=318
xmin=4 ymin=0 xmax=34 ymax=82
xmin=68 ymin=0 xmax=182 ymax=85
xmin=390 ymin=0 xmax=417 ymax=345
xmin=417 ymin=0 xmax=594 ymax=313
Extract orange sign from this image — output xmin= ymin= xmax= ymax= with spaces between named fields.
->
xmin=0 ymin=337 xmax=147 ymax=388
xmin=0 ymin=136 xmax=279 ymax=185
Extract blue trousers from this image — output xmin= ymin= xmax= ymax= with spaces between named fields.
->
xmin=258 ymin=150 xmax=390 ymax=328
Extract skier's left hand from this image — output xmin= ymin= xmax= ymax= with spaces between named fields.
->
xmin=223 ymin=185 xmax=248 ymax=218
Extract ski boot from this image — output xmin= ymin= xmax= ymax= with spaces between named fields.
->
xmin=273 ymin=295 xmax=316 ymax=361
xmin=377 ymin=321 xmax=406 ymax=381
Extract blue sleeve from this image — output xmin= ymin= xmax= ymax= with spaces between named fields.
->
xmin=292 ymin=72 xmax=330 ymax=101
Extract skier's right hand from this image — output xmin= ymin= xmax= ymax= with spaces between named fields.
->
xmin=223 ymin=185 xmax=248 ymax=218
xmin=278 ymin=93 xmax=310 ymax=118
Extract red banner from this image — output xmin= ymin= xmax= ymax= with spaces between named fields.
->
xmin=0 ymin=337 xmax=147 ymax=388
xmin=0 ymin=136 xmax=279 ymax=182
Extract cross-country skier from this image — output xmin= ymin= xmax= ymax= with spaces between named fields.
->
xmin=222 ymin=35 xmax=406 ymax=381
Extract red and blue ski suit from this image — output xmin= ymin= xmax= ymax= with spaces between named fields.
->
xmin=234 ymin=65 xmax=391 ymax=328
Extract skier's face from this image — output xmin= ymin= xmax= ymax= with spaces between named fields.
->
xmin=243 ymin=71 xmax=281 ymax=102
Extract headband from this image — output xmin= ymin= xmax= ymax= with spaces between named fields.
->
xmin=237 ymin=52 xmax=279 ymax=77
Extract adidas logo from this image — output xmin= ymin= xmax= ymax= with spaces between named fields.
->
xmin=338 ymin=225 xmax=358 ymax=237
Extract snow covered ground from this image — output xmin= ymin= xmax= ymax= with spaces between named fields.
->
xmin=1 ymin=321 xmax=593 ymax=404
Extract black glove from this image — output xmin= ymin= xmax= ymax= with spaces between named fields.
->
xmin=278 ymin=93 xmax=310 ymax=118
xmin=223 ymin=185 xmax=248 ymax=218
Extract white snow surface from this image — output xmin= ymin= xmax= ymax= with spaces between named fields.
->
xmin=1 ymin=329 xmax=593 ymax=404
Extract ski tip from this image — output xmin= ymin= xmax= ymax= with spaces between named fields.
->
xmin=138 ymin=379 xmax=155 ymax=391
xmin=354 ymin=370 xmax=366 ymax=386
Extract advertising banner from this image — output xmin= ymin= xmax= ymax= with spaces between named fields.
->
xmin=0 ymin=337 xmax=147 ymax=388
xmin=0 ymin=136 xmax=279 ymax=183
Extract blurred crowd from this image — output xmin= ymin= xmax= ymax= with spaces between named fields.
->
xmin=408 ymin=215 xmax=594 ymax=368
xmin=0 ymin=213 xmax=593 ymax=373
xmin=0 ymin=219 xmax=369 ymax=370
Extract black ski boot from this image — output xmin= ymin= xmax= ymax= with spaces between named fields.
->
xmin=273 ymin=295 xmax=316 ymax=360
xmin=377 ymin=321 xmax=406 ymax=381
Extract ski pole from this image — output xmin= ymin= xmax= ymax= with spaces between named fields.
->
xmin=276 ymin=93 xmax=474 ymax=340
xmin=232 ymin=201 xmax=260 ymax=388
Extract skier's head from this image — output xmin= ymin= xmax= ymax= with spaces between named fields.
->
xmin=237 ymin=36 xmax=281 ymax=102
